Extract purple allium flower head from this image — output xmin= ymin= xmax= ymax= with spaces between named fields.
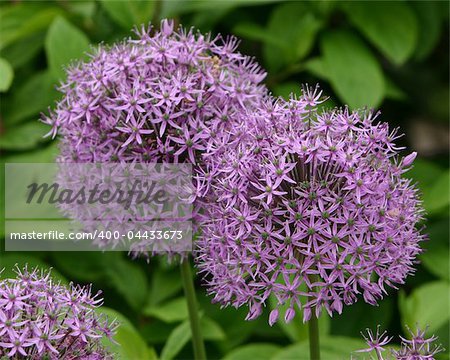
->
xmin=41 ymin=19 xmax=266 ymax=165
xmin=196 ymin=86 xmax=425 ymax=323
xmin=357 ymin=325 xmax=444 ymax=359
xmin=0 ymin=266 xmax=118 ymax=359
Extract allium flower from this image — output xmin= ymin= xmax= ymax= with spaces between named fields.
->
xmin=42 ymin=19 xmax=266 ymax=165
xmin=197 ymin=86 xmax=425 ymax=323
xmin=357 ymin=326 xmax=444 ymax=359
xmin=0 ymin=266 xmax=118 ymax=359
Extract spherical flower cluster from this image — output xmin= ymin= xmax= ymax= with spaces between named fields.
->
xmin=0 ymin=266 xmax=117 ymax=359
xmin=197 ymin=87 xmax=425 ymax=324
xmin=42 ymin=19 xmax=266 ymax=166
xmin=357 ymin=326 xmax=443 ymax=359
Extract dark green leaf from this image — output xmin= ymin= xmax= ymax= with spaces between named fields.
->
xmin=0 ymin=4 xmax=63 ymax=50
xmin=264 ymin=3 xmax=322 ymax=72
xmin=223 ymin=343 xmax=281 ymax=360
xmin=45 ymin=16 xmax=90 ymax=80
xmin=148 ymin=267 xmax=183 ymax=306
xmin=105 ymin=258 xmax=148 ymax=310
xmin=144 ymin=296 xmax=188 ymax=323
xmin=0 ymin=122 xmax=50 ymax=150
xmin=399 ymin=281 xmax=450 ymax=333
xmin=342 ymin=2 xmax=418 ymax=65
xmin=0 ymin=57 xmax=14 ymax=92
xmin=321 ymin=30 xmax=384 ymax=109
xmin=423 ymin=170 xmax=450 ymax=215
xmin=3 ymin=71 xmax=59 ymax=125
xmin=420 ymin=219 xmax=449 ymax=281
xmin=100 ymin=0 xmax=155 ymax=30
xmin=412 ymin=1 xmax=444 ymax=60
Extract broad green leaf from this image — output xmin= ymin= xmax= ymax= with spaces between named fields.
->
xmin=423 ymin=170 xmax=450 ymax=215
xmin=321 ymin=30 xmax=385 ymax=109
xmin=384 ymin=77 xmax=407 ymax=101
xmin=3 ymin=71 xmax=59 ymax=125
xmin=233 ymin=22 xmax=281 ymax=47
xmin=399 ymin=281 xmax=450 ymax=333
xmin=148 ymin=267 xmax=183 ymax=306
xmin=162 ymin=0 xmax=282 ymax=17
xmin=223 ymin=343 xmax=281 ymax=360
xmin=304 ymin=57 xmax=329 ymax=80
xmin=0 ymin=58 xmax=14 ymax=92
xmin=2 ymin=32 xmax=45 ymax=69
xmin=407 ymin=159 xmax=444 ymax=193
xmin=412 ymin=2 xmax=443 ymax=60
xmin=263 ymin=3 xmax=322 ymax=72
xmin=161 ymin=316 xmax=225 ymax=360
xmin=342 ymin=2 xmax=418 ymax=65
xmin=0 ymin=4 xmax=63 ymax=50
xmin=105 ymin=258 xmax=148 ymax=311
xmin=100 ymin=0 xmax=155 ymax=29
xmin=420 ymin=219 xmax=449 ymax=281
xmin=45 ymin=16 xmax=90 ymax=80
xmin=98 ymin=307 xmax=155 ymax=360
xmin=160 ymin=321 xmax=190 ymax=360
xmin=144 ymin=297 xmax=188 ymax=323
xmin=0 ymin=122 xmax=50 ymax=150
xmin=272 ymin=336 xmax=367 ymax=360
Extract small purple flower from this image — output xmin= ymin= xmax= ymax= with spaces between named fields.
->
xmin=0 ymin=266 xmax=118 ymax=359
xmin=197 ymin=86 xmax=425 ymax=324
xmin=357 ymin=326 xmax=444 ymax=359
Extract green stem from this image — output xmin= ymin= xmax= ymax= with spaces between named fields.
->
xmin=180 ymin=258 xmax=207 ymax=360
xmin=308 ymin=313 xmax=320 ymax=360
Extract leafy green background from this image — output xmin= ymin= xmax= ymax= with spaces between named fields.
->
xmin=0 ymin=1 xmax=448 ymax=359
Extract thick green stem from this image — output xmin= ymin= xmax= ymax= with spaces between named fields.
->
xmin=180 ymin=258 xmax=207 ymax=360
xmin=308 ymin=313 xmax=320 ymax=360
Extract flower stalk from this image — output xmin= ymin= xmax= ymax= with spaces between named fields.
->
xmin=180 ymin=258 xmax=207 ymax=360
xmin=308 ymin=314 xmax=320 ymax=360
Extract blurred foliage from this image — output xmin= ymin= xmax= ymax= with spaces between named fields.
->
xmin=0 ymin=0 xmax=449 ymax=359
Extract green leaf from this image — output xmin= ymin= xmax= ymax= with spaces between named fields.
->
xmin=105 ymin=258 xmax=148 ymax=311
xmin=399 ymin=281 xmax=450 ymax=333
xmin=420 ymin=219 xmax=449 ymax=281
xmin=423 ymin=170 xmax=450 ymax=215
xmin=100 ymin=0 xmax=155 ymax=29
xmin=304 ymin=57 xmax=329 ymax=80
xmin=0 ymin=4 xmax=63 ymax=50
xmin=0 ymin=58 xmax=13 ymax=92
xmin=2 ymin=32 xmax=45 ymax=69
xmin=144 ymin=297 xmax=188 ymax=323
xmin=98 ymin=307 xmax=155 ymax=360
xmin=272 ymin=336 xmax=367 ymax=359
xmin=342 ymin=2 xmax=418 ymax=65
xmin=160 ymin=316 xmax=225 ymax=360
xmin=412 ymin=1 xmax=443 ymax=60
xmin=223 ymin=343 xmax=281 ymax=360
xmin=263 ymin=2 xmax=322 ymax=72
xmin=148 ymin=267 xmax=183 ymax=306
xmin=3 ymin=70 xmax=59 ymax=125
xmin=320 ymin=30 xmax=385 ymax=109
xmin=45 ymin=16 xmax=90 ymax=80
xmin=160 ymin=321 xmax=190 ymax=360
xmin=384 ymin=77 xmax=407 ymax=101
xmin=233 ymin=22 xmax=281 ymax=47
xmin=0 ymin=121 xmax=50 ymax=150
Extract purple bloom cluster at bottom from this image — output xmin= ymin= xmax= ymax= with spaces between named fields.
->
xmin=0 ymin=266 xmax=117 ymax=359
xmin=357 ymin=326 xmax=443 ymax=359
